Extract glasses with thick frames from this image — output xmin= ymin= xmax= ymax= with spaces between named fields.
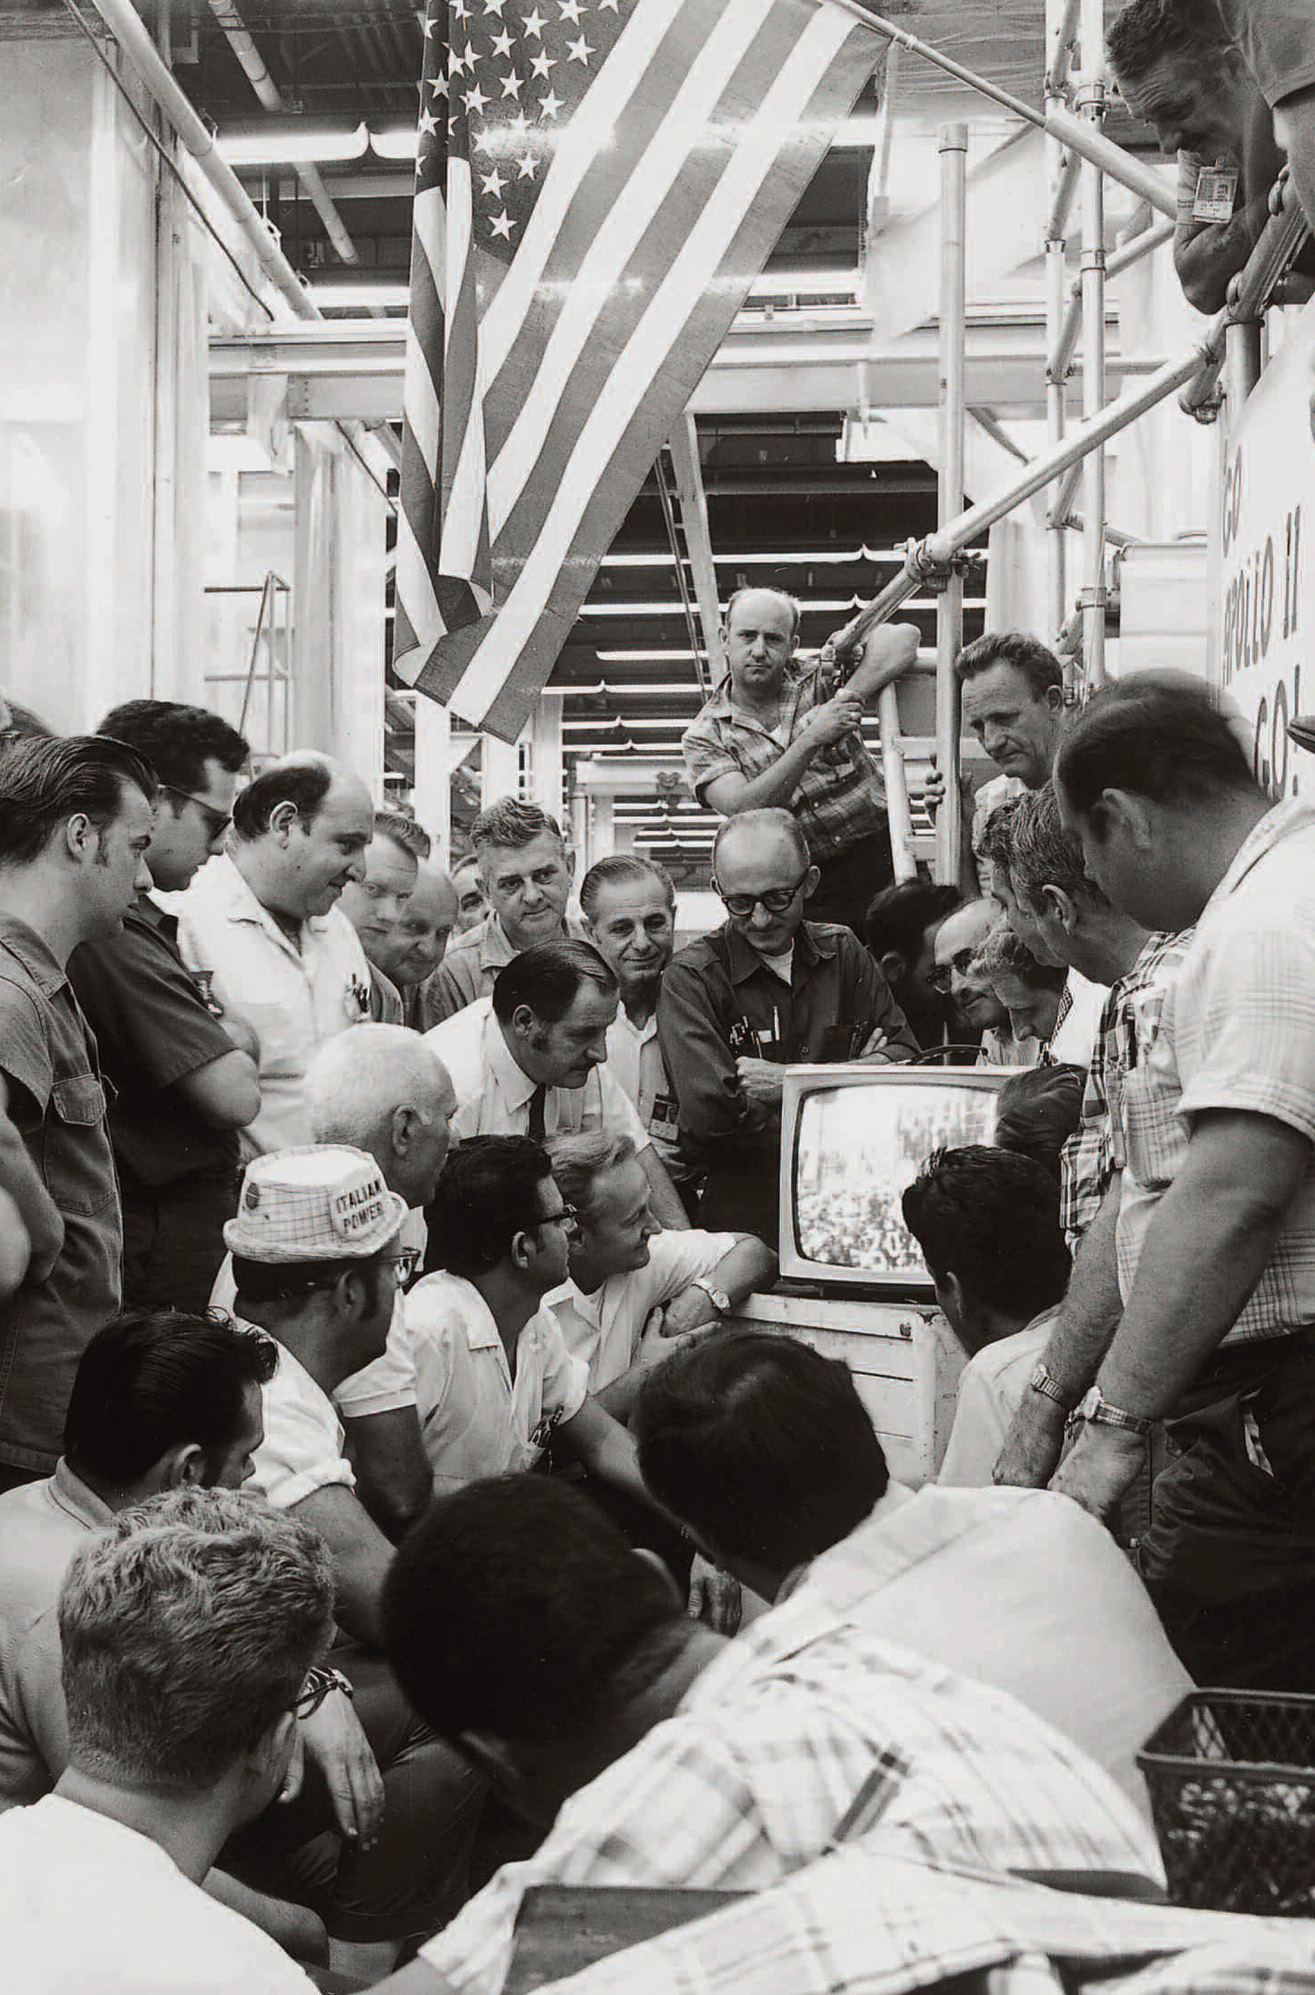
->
xmin=713 ymin=870 xmax=810 ymax=919
xmin=167 ymin=786 xmax=232 ymax=842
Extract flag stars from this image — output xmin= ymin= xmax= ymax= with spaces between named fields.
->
xmin=419 ymin=107 xmax=439 ymax=136
xmin=517 ymin=150 xmax=537 ymax=178
xmin=499 ymin=69 xmax=522 ymax=97
xmin=481 ymin=164 xmax=507 ymax=198
xmin=507 ymin=111 xmax=531 ymax=140
xmin=530 ymin=48 xmax=556 ymax=78
xmin=450 ymin=0 xmax=469 ymax=16
xmin=490 ymin=27 xmax=513 ymax=56
xmin=558 ymin=0 xmax=583 ymax=20
xmin=482 ymin=0 xmax=506 ymax=11
xmin=449 ymin=44 xmax=469 ymax=76
xmin=464 ymin=79 xmax=489 ymax=115
xmin=430 ymin=72 xmax=448 ymax=97
xmin=522 ymin=6 xmax=546 ymax=36
xmin=489 ymin=210 xmax=514 ymax=240
xmin=566 ymin=32 xmax=592 ymax=61
xmin=538 ymin=86 xmax=563 ymax=118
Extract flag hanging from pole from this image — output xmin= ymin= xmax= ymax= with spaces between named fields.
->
xmin=394 ymin=0 xmax=885 ymax=742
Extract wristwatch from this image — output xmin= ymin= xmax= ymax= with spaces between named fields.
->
xmin=1079 ymin=1386 xmax=1154 ymax=1436
xmin=692 ymin=1278 xmax=732 ymax=1315
xmin=1028 ymin=1362 xmax=1078 ymax=1413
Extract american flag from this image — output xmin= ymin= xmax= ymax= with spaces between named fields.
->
xmin=395 ymin=0 xmax=885 ymax=741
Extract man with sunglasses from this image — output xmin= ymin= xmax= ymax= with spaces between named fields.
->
xmin=658 ymin=809 xmax=918 ymax=1244
xmin=68 ymin=701 xmax=258 ymax=1312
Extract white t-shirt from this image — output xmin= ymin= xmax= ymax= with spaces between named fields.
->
xmin=0 ymin=1794 xmax=317 ymax=1992
xmin=426 ymin=998 xmax=649 ymax=1149
xmin=247 ymin=1346 xmax=355 ymax=1510
xmin=937 ymin=1309 xmax=1059 ymax=1489
xmin=170 ymin=854 xmax=373 ymax=1157
xmin=547 ymin=1230 xmax=738 ymax=1393
xmin=404 ymin=1271 xmax=589 ymax=1489
xmin=1049 ymin=969 xmax=1106 ymax=1069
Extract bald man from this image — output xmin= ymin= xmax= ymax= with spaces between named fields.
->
xmin=657 ymin=808 xmax=918 ymax=1244
xmin=392 ymin=865 xmax=462 ymax=1032
xmin=682 ymin=591 xmax=921 ymax=932
xmin=932 ymin=900 xmax=1032 ymax=1067
xmin=172 ymin=754 xmax=376 ymax=1155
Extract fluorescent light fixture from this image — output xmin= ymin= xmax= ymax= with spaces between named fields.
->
xmin=217 ymin=121 xmax=370 ymax=167
xmin=370 ymin=127 xmax=420 ymax=161
xmin=749 ymin=269 xmax=861 ymax=296
xmin=306 ymin=279 xmax=409 ymax=310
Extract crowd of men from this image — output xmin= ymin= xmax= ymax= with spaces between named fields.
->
xmin=0 ymin=551 xmax=1313 ymax=1991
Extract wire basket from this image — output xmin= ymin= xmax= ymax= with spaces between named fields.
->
xmin=1138 ymin=1690 xmax=1315 ymax=1915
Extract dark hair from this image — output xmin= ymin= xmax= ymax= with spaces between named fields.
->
xmin=472 ymin=797 xmax=564 ymax=851
xmin=0 ymin=697 xmax=57 ymax=745
xmin=373 ymin=809 xmax=432 ymax=862
xmin=994 ymin=1064 xmax=1087 ymax=1179
xmin=579 ymin=854 xmax=675 ymax=920
xmin=97 ymin=701 xmax=249 ymax=796
xmin=863 ymin=879 xmax=961 ymax=966
xmin=974 ymin=798 xmax=1022 ymax=873
xmin=491 ymin=940 xmax=617 ymax=1026
xmin=634 ymin=1331 xmax=888 ymax=1572
xmin=426 ymin=1136 xmax=554 ymax=1278
xmin=60 ymin=1488 xmax=333 ymax=1791
xmin=1008 ymin=783 xmax=1108 ymax=911
xmin=955 ymin=632 xmax=1064 ymax=700
xmin=383 ymin=1477 xmax=680 ymax=1743
xmin=63 ymin=1310 xmax=277 ymax=1486
xmin=901 ymin=1145 xmax=1071 ymax=1317
xmin=231 ymin=759 xmax=333 ymax=841
xmin=0 ymin=736 xmax=157 ymax=866
xmin=1055 ymin=672 xmax=1258 ymax=815
xmin=723 ymin=586 xmax=802 ymax=641
xmin=1107 ymin=0 xmax=1231 ymax=84
xmin=231 ymin=1253 xmax=386 ymax=1315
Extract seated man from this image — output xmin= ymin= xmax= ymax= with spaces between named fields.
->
xmin=633 ymin=1330 xmax=1190 ymax=1816
xmin=0 ymin=1486 xmax=331 ymax=1992
xmin=337 ymin=811 xmax=431 ymax=1024
xmin=546 ymin=1131 xmax=778 ymax=1416
xmin=371 ymin=1477 xmax=1162 ymax=1995
xmin=968 ymin=922 xmax=1069 ymax=1054
xmin=862 ymin=878 xmax=963 ymax=1053
xmin=900 ymin=1146 xmax=1072 ymax=1487
xmin=427 ymin=940 xmax=687 ymax=1229
xmin=0 ymin=1307 xmax=470 ymax=1972
xmin=407 ymin=1136 xmax=656 ymax=1511
xmin=930 ymin=898 xmax=1030 ymax=1066
xmin=658 ymin=809 xmax=917 ymax=1244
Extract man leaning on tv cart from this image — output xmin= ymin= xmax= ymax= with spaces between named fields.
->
xmin=657 ymin=810 xmax=919 ymax=1246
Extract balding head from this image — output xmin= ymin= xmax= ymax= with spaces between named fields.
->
xmin=304 ymin=1025 xmax=457 ymax=1209
xmin=713 ymin=808 xmax=817 ymax=956
xmin=229 ymin=754 xmax=375 ymax=923
xmin=933 ymin=899 xmax=1009 ymax=1036
xmin=388 ymin=862 xmax=460 ymax=987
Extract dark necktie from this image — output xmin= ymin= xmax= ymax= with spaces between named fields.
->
xmin=527 ymin=1083 xmax=548 ymax=1142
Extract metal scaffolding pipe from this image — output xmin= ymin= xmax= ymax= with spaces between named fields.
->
xmin=83 ymin=0 xmax=316 ymax=321
xmin=1044 ymin=0 xmax=1072 ymax=649
xmin=1045 ymin=148 xmax=1080 ymax=244
xmin=1180 ymin=191 xmax=1310 ymax=413
xmin=826 ymin=342 xmax=1212 ymax=657
xmin=1225 ymin=319 xmax=1263 ymax=414
xmin=1049 ymin=215 xmax=1176 ymax=379
xmin=1046 ymin=239 xmax=1070 ymax=634
xmin=1044 ymin=0 xmax=1082 ymax=91
xmin=934 ymin=122 xmax=967 ymax=887
xmin=1078 ymin=0 xmax=1107 ymax=687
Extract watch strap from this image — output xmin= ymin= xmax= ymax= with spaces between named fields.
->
xmin=1029 ymin=1362 xmax=1078 ymax=1413
xmin=692 ymin=1278 xmax=732 ymax=1314
xmin=1080 ymin=1386 xmax=1153 ymax=1437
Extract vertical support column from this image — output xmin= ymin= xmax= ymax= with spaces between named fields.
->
xmin=480 ymin=730 xmax=523 ymax=805
xmin=1044 ymin=0 xmax=1076 ymax=655
xmin=1077 ymin=0 xmax=1107 ymax=687
xmin=529 ymin=695 xmax=564 ymax=825
xmin=934 ymin=122 xmax=968 ymax=887
xmin=412 ymin=696 xmax=452 ymax=861
xmin=1224 ymin=319 xmax=1262 ymax=416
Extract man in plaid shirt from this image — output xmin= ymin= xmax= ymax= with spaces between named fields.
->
xmin=378 ymin=1477 xmax=1163 ymax=1995
xmin=682 ymin=593 xmax=919 ymax=934
xmin=999 ymin=674 xmax=1315 ymax=1691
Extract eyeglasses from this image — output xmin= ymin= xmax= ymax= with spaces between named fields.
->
xmin=928 ymin=947 xmax=978 ymax=994
xmin=713 ymin=871 xmax=810 ymax=918
xmin=167 ymin=786 xmax=232 ymax=841
xmin=381 ymin=1248 xmax=422 ymax=1286
xmin=534 ymin=1203 xmax=579 ymax=1236
xmin=291 ymin=1666 xmax=352 ymax=1722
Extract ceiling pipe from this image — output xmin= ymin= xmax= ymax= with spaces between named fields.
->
xmin=205 ymin=0 xmax=360 ymax=268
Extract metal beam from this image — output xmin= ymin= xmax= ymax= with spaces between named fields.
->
xmin=666 ymin=415 xmax=727 ymax=683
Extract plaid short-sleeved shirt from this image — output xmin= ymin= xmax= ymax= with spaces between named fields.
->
xmin=682 ymin=666 xmax=886 ymax=863
xmin=1059 ymin=934 xmax=1189 ymax=1246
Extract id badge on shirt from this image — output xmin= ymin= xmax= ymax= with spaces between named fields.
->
xmin=1194 ymin=165 xmax=1239 ymax=223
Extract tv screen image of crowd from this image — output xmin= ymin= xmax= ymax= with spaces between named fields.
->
xmin=794 ymin=1082 xmax=999 ymax=1276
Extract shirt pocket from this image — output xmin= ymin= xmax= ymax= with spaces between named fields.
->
xmin=44 ymin=1072 xmax=115 ymax=1217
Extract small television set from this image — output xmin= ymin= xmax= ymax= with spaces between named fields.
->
xmin=779 ymin=1064 xmax=1013 ymax=1294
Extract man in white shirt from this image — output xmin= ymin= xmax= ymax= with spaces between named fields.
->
xmin=632 ymin=1329 xmax=1189 ymax=1815
xmin=898 ymin=1145 xmax=1073 ymax=1487
xmin=0 ymin=1485 xmax=330 ymax=1994
xmin=171 ymin=754 xmax=375 ymax=1156
xmin=546 ymin=1130 xmax=778 ymax=1414
xmin=368 ymin=1476 xmax=1162 ymax=1995
xmin=407 ymin=1136 xmax=656 ymax=1513
xmin=579 ymin=854 xmax=684 ymax=1181
xmin=427 ymin=939 xmax=688 ymax=1229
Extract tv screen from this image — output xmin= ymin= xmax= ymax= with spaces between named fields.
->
xmin=783 ymin=1067 xmax=1008 ymax=1289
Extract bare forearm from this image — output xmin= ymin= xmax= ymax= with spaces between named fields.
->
xmin=717 ymin=734 xmax=824 ymax=813
xmin=715 ymin=1236 xmax=778 ymax=1304
xmin=642 ymin=1148 xmax=690 ymax=1230
xmin=1041 ymin=1179 xmax=1124 ymax=1401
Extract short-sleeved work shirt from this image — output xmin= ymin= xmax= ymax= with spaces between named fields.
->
xmin=426 ymin=998 xmax=650 ymax=1149
xmin=423 ymin=913 xmax=587 ymax=1025
xmin=247 ymin=1344 xmax=356 ymax=1510
xmin=1118 ymin=800 xmax=1315 ymax=1343
xmin=67 ymin=892 xmax=241 ymax=1191
xmin=1211 ymin=0 xmax=1315 ymax=108
xmin=170 ymin=855 xmax=372 ymax=1157
xmin=0 ymin=915 xmax=121 ymax=1473
xmin=547 ymin=1229 xmax=739 ymax=1393
xmin=656 ymin=920 xmax=918 ymax=1177
xmin=404 ymin=1271 xmax=589 ymax=1488
xmin=682 ymin=666 xmax=886 ymax=865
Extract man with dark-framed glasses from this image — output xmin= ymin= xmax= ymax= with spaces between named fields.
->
xmin=658 ymin=809 xmax=918 ymax=1244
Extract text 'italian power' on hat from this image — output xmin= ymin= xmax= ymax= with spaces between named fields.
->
xmin=223 ymin=1146 xmax=408 ymax=1265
